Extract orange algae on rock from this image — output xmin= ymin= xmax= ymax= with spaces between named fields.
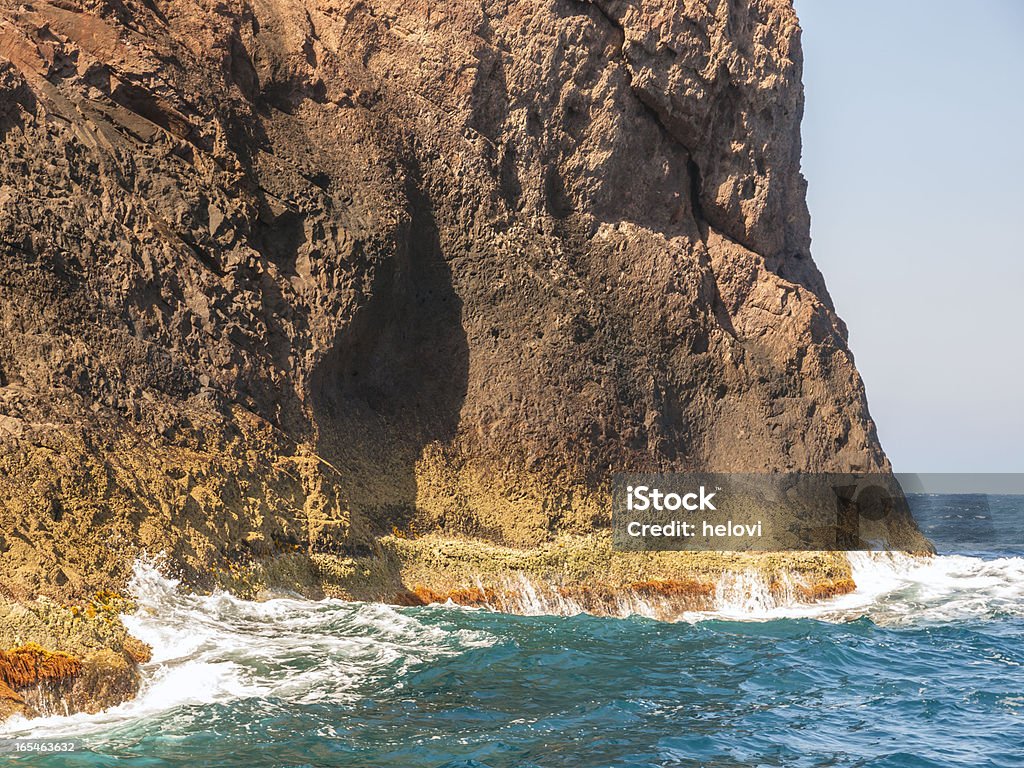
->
xmin=795 ymin=578 xmax=857 ymax=602
xmin=0 ymin=643 xmax=82 ymax=689
xmin=398 ymin=585 xmax=497 ymax=607
xmin=626 ymin=579 xmax=715 ymax=600
xmin=395 ymin=577 xmax=722 ymax=615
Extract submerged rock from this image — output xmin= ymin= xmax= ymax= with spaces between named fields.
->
xmin=0 ymin=0 xmax=927 ymax=717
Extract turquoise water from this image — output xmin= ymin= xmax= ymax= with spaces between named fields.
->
xmin=4 ymin=496 xmax=1023 ymax=767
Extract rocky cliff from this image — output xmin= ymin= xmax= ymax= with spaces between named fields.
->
xmin=0 ymin=0 xmax=925 ymax=716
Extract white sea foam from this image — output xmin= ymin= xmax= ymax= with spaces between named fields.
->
xmin=453 ymin=553 xmax=1024 ymax=624
xmin=3 ymin=550 xmax=1022 ymax=737
xmin=838 ymin=550 xmax=1024 ymax=625
xmin=0 ymin=559 xmax=494 ymax=739
xmin=682 ymin=551 xmax=1024 ymax=625
xmin=389 ymin=552 xmax=1024 ymax=625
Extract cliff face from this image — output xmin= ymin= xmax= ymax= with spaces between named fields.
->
xmin=0 ymin=0 xmax=895 ymax=600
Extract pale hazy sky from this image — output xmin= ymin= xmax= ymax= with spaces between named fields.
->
xmin=795 ymin=0 xmax=1024 ymax=472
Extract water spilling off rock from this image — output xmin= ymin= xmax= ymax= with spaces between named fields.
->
xmin=405 ymin=567 xmax=822 ymax=623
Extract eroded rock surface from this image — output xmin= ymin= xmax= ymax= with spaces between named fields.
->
xmin=0 ymin=0 xmax=924 ymax=710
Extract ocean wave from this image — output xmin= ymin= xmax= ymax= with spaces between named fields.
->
xmin=683 ymin=550 xmax=1024 ymax=625
xmin=4 ymin=549 xmax=1023 ymax=741
xmin=0 ymin=560 xmax=494 ymax=740
xmin=841 ymin=550 xmax=1024 ymax=625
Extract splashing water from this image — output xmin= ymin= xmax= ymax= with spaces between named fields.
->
xmin=1 ymin=559 xmax=493 ymax=742
xmin=2 ymin=495 xmax=1023 ymax=767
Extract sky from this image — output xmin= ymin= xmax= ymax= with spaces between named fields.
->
xmin=794 ymin=0 xmax=1024 ymax=473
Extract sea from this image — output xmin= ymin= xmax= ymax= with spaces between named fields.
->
xmin=2 ymin=494 xmax=1022 ymax=767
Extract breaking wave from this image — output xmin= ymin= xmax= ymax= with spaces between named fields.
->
xmin=5 ymin=548 xmax=1022 ymax=742
xmin=1 ymin=559 xmax=494 ymax=740
xmin=2 ymin=541 xmax=1022 ymax=767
